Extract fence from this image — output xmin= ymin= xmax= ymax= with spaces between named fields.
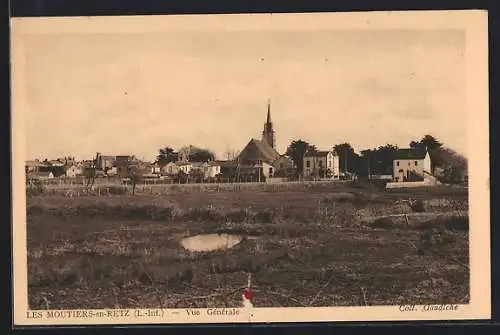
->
xmin=28 ymin=179 xmax=357 ymax=197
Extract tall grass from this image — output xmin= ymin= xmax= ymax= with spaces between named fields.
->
xmin=33 ymin=180 xmax=358 ymax=196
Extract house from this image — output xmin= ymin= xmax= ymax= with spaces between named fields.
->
xmin=202 ymin=161 xmax=222 ymax=179
xmin=96 ymin=153 xmax=116 ymax=171
xmin=149 ymin=162 xmax=161 ymax=175
xmin=39 ymin=163 xmax=66 ymax=178
xmin=65 ymin=165 xmax=83 ymax=178
xmin=106 ymin=166 xmax=118 ymax=176
xmin=27 ymin=171 xmax=54 ymax=180
xmin=81 ymin=160 xmax=95 ymax=169
xmin=392 ymin=148 xmax=432 ymax=182
xmin=49 ymin=159 xmax=65 ymax=167
xmin=177 ymin=161 xmax=193 ymax=174
xmin=62 ymin=156 xmax=76 ymax=167
xmin=161 ymin=162 xmax=180 ymax=176
xmin=303 ymin=150 xmax=340 ymax=179
xmin=25 ymin=160 xmax=43 ymax=173
xmin=114 ymin=155 xmax=133 ymax=178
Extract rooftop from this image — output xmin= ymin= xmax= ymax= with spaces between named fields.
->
xmin=393 ymin=148 xmax=428 ymax=160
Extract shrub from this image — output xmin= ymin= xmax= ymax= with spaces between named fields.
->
xmin=370 ymin=217 xmax=395 ymax=229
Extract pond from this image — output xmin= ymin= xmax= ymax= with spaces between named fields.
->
xmin=180 ymin=233 xmax=245 ymax=252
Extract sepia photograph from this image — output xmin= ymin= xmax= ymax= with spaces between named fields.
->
xmin=11 ymin=10 xmax=490 ymax=325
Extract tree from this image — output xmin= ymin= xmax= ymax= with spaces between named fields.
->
xmin=409 ymin=135 xmax=444 ymax=168
xmin=189 ymin=149 xmax=216 ymax=163
xmin=189 ymin=168 xmax=205 ymax=183
xmin=419 ymin=135 xmax=443 ymax=151
xmin=224 ymin=147 xmax=240 ymax=161
xmin=285 ymin=139 xmax=316 ymax=175
xmin=128 ymin=165 xmax=143 ymax=196
xmin=409 ymin=135 xmax=442 ymax=151
xmin=176 ymin=170 xmax=189 ymax=184
xmin=333 ymin=143 xmax=359 ymax=174
xmin=325 ymin=168 xmax=333 ymax=178
xmin=85 ymin=153 xmax=99 ymax=190
xmin=359 ymin=144 xmax=398 ymax=177
xmin=157 ymin=147 xmax=179 ymax=167
xmin=435 ymin=147 xmax=467 ymax=183
xmin=179 ymin=145 xmax=216 ymax=163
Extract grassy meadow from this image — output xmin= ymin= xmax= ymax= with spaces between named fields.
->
xmin=26 ymin=181 xmax=470 ymax=309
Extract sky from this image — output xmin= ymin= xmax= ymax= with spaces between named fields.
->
xmin=19 ymin=23 xmax=466 ymax=162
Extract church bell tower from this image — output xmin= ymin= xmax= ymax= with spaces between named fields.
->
xmin=262 ymin=99 xmax=276 ymax=149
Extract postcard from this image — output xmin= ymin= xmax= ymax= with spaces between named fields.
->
xmin=11 ymin=10 xmax=490 ymax=325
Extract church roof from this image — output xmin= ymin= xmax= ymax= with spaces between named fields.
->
xmin=237 ymin=138 xmax=281 ymax=164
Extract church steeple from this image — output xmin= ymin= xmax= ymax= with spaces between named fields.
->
xmin=262 ymin=99 xmax=276 ymax=149
xmin=267 ymin=99 xmax=271 ymax=123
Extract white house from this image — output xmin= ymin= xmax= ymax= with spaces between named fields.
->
xmin=161 ymin=162 xmax=179 ymax=176
xmin=65 ymin=165 xmax=83 ymax=178
xmin=177 ymin=161 xmax=193 ymax=174
xmin=150 ymin=162 xmax=161 ymax=174
xmin=202 ymin=161 xmax=222 ymax=179
xmin=393 ymin=148 xmax=432 ymax=182
xmin=49 ymin=160 xmax=65 ymax=167
xmin=303 ymin=150 xmax=340 ymax=179
xmin=106 ymin=166 xmax=118 ymax=176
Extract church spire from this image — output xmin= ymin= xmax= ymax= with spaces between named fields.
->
xmin=267 ymin=98 xmax=271 ymax=123
xmin=262 ymin=98 xmax=276 ymax=149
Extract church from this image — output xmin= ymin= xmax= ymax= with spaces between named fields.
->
xmin=230 ymin=100 xmax=295 ymax=181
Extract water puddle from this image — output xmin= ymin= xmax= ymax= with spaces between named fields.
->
xmin=180 ymin=233 xmax=244 ymax=252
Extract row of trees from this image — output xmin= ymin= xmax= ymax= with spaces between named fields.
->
xmin=285 ymin=135 xmax=467 ymax=183
xmin=156 ymin=145 xmax=217 ymax=166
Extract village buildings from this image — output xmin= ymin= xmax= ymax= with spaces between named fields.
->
xmin=96 ymin=153 xmax=116 ymax=171
xmin=392 ymin=148 xmax=432 ymax=182
xmin=65 ymin=164 xmax=83 ymax=178
xmin=27 ymin=171 xmax=54 ymax=180
xmin=202 ymin=161 xmax=222 ymax=179
xmin=25 ymin=160 xmax=43 ymax=173
xmin=25 ymin=98 xmax=462 ymax=187
xmin=224 ymin=100 xmax=296 ymax=181
xmin=302 ymin=150 xmax=340 ymax=180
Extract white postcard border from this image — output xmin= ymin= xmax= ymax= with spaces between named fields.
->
xmin=11 ymin=10 xmax=490 ymax=325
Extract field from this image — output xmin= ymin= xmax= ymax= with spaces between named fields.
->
xmin=26 ymin=181 xmax=470 ymax=309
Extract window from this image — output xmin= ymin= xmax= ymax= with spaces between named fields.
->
xmin=269 ymin=167 xmax=273 ymax=175
xmin=306 ymin=160 xmax=310 ymax=168
xmin=414 ymin=161 xmax=418 ymax=166
xmin=398 ymin=169 xmax=404 ymax=173
xmin=408 ymin=162 xmax=410 ymax=166
xmin=396 ymin=161 xmax=400 ymax=166
xmin=319 ymin=161 xmax=323 ymax=167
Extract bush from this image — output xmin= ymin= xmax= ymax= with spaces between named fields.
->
xmin=370 ymin=217 xmax=395 ymax=229
xmin=26 ymin=179 xmax=45 ymax=196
